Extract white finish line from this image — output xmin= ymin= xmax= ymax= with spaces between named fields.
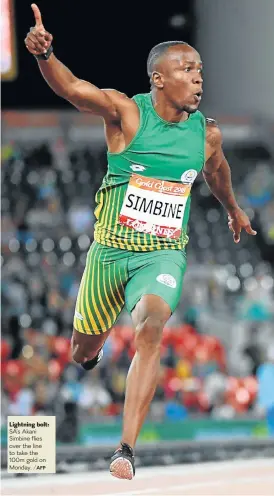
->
xmin=2 ymin=458 xmax=274 ymax=496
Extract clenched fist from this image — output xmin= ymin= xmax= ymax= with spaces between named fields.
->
xmin=24 ymin=4 xmax=53 ymax=56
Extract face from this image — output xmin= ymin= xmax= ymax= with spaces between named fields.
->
xmin=152 ymin=45 xmax=203 ymax=113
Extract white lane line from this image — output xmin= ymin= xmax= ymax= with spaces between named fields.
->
xmin=2 ymin=458 xmax=273 ymax=489
xmin=93 ymin=475 xmax=274 ymax=496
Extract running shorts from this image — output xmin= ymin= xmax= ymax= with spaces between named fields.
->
xmin=73 ymin=241 xmax=187 ymax=334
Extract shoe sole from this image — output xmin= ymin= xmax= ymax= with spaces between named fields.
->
xmin=110 ymin=457 xmax=134 ymax=480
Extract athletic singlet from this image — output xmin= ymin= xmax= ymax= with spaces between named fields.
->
xmin=94 ymin=92 xmax=206 ymax=251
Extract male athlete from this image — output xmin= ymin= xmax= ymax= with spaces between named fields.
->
xmin=25 ymin=4 xmax=257 ymax=479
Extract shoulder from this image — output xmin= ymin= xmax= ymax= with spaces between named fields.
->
xmin=101 ymin=89 xmax=138 ymax=122
xmin=205 ymin=117 xmax=223 ymax=149
xmin=102 ymin=89 xmax=136 ymax=108
xmin=102 ymin=88 xmax=128 ymax=100
xmin=206 ymin=117 xmax=218 ymax=126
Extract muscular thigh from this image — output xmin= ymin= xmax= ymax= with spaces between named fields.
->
xmin=73 ymin=242 xmax=129 ymax=335
xmin=131 ymin=294 xmax=171 ymax=331
xmin=125 ymin=249 xmax=187 ymax=316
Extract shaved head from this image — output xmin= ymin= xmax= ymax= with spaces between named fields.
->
xmin=147 ymin=41 xmax=192 ymax=78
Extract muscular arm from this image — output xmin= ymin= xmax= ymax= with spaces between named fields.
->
xmin=203 ymin=119 xmax=256 ymax=242
xmin=203 ymin=121 xmax=238 ymax=214
xmin=25 ymin=4 xmax=121 ymax=121
xmin=37 ymin=55 xmax=119 ymax=120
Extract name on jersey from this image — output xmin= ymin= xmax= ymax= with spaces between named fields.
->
xmin=125 ymin=194 xmax=184 ymax=219
xmin=119 ymin=174 xmax=192 ymax=239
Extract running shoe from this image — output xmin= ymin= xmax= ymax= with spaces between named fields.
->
xmin=81 ymin=347 xmax=103 ymax=371
xmin=110 ymin=442 xmax=135 ymax=480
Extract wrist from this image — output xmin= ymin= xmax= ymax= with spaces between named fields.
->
xmin=227 ymin=204 xmax=240 ymax=215
xmin=35 ymin=45 xmax=53 ymax=61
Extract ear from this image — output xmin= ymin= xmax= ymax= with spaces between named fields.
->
xmin=151 ymin=71 xmax=164 ymax=89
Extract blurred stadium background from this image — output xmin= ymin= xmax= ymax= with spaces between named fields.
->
xmin=1 ymin=0 xmax=274 ymax=475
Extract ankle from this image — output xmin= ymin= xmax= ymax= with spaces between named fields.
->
xmin=120 ymin=441 xmax=134 ymax=453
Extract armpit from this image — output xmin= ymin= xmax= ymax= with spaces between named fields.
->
xmin=102 ymin=88 xmax=135 ymax=119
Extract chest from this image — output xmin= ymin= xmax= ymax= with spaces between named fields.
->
xmin=128 ymin=123 xmax=204 ymax=180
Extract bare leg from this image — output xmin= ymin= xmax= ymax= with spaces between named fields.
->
xmin=122 ymin=344 xmax=161 ymax=448
xmin=71 ymin=327 xmax=111 ymax=364
xmin=122 ymin=295 xmax=171 ymax=448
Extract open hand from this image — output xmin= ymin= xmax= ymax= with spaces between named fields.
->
xmin=24 ymin=4 xmax=53 ymax=56
xmin=228 ymin=207 xmax=257 ymax=243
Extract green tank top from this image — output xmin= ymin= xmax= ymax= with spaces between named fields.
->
xmin=94 ymin=92 xmax=206 ymax=252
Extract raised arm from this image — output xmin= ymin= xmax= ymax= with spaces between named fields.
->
xmin=203 ymin=119 xmax=257 ymax=243
xmin=24 ymin=4 xmax=121 ymax=121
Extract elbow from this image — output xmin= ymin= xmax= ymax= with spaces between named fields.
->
xmin=202 ymin=169 xmax=213 ymax=181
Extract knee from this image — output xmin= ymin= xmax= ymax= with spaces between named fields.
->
xmin=135 ymin=315 xmax=164 ymax=352
xmin=71 ymin=329 xmax=103 ymax=364
xmin=71 ymin=342 xmax=90 ymax=364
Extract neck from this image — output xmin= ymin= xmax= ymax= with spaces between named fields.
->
xmin=151 ymin=90 xmax=189 ymax=123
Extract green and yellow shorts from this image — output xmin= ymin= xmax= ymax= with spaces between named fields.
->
xmin=73 ymin=241 xmax=187 ymax=335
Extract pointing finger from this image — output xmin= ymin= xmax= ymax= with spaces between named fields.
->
xmin=31 ymin=4 xmax=43 ymax=27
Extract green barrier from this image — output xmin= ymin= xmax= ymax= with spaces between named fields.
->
xmin=77 ymin=418 xmax=268 ymax=445
xmin=2 ymin=418 xmax=268 ymax=447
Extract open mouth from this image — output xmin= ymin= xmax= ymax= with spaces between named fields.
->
xmin=193 ymin=91 xmax=202 ymax=102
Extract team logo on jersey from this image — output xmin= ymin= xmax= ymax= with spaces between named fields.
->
xmin=181 ymin=169 xmax=197 ymax=184
xmin=130 ymin=163 xmax=146 ymax=172
xmin=156 ymin=274 xmax=177 ymax=288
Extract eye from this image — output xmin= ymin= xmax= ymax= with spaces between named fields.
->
xmin=184 ymin=67 xmax=191 ymax=72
